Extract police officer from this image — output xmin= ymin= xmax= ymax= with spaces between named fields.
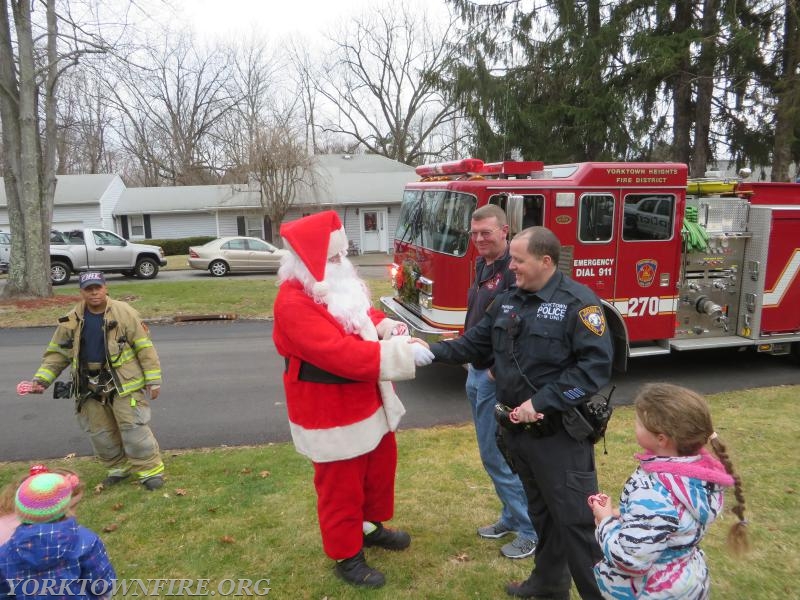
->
xmin=24 ymin=272 xmax=165 ymax=491
xmin=426 ymin=226 xmax=612 ymax=599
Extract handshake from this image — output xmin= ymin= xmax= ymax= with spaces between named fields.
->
xmin=409 ymin=339 xmax=435 ymax=367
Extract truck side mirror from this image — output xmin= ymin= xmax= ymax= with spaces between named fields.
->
xmin=507 ymin=194 xmax=524 ymax=234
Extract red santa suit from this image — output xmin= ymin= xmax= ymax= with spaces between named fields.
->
xmin=272 ymin=211 xmax=417 ymax=560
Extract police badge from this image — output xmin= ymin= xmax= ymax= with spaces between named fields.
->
xmin=579 ymin=305 xmax=606 ymax=336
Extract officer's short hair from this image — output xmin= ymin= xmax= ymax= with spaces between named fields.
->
xmin=514 ymin=226 xmax=560 ymax=264
xmin=472 ymin=204 xmax=507 ymax=226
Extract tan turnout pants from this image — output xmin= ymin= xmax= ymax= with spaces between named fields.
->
xmin=77 ymin=389 xmax=164 ymax=479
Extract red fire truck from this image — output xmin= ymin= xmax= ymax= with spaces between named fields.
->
xmin=379 ymin=158 xmax=800 ymax=372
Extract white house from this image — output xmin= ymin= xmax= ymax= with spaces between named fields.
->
xmin=113 ymin=154 xmax=418 ymax=253
xmin=0 ymin=174 xmax=124 ymax=231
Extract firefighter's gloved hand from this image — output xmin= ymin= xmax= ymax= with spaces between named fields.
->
xmin=411 ymin=344 xmax=435 ymax=367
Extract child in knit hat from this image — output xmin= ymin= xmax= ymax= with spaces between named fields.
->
xmin=0 ymin=465 xmax=84 ymax=546
xmin=0 ymin=472 xmax=116 ymax=599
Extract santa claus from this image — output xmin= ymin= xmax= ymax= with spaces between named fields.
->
xmin=272 ymin=210 xmax=433 ymax=588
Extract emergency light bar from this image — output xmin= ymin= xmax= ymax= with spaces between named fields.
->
xmin=415 ymin=158 xmax=545 ymax=178
xmin=415 ymin=158 xmax=485 ymax=177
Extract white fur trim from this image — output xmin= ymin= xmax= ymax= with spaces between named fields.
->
xmin=328 ymin=227 xmax=348 ymax=258
xmin=379 ymin=336 xmax=416 ymax=381
xmin=380 ymin=381 xmax=406 ymax=430
xmin=290 ymin=408 xmax=390 ymax=462
xmin=312 ymin=281 xmax=330 ymax=296
xmin=357 ymin=318 xmax=406 ymax=429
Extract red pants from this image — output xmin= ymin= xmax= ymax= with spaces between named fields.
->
xmin=313 ymin=432 xmax=397 ymax=559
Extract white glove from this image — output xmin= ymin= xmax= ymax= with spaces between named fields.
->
xmin=412 ymin=343 xmax=435 ymax=367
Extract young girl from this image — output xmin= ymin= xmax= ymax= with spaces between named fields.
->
xmin=0 ymin=465 xmax=84 ymax=546
xmin=588 ymin=383 xmax=748 ymax=599
xmin=0 ymin=471 xmax=115 ymax=599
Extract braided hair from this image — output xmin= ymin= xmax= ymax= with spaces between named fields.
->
xmin=635 ymin=383 xmax=749 ymax=556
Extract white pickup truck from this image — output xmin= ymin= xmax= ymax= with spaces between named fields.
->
xmin=50 ymin=228 xmax=167 ymax=285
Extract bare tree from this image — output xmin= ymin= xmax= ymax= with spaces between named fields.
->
xmin=288 ymin=43 xmax=321 ymax=155
xmin=108 ymin=30 xmax=238 ymax=186
xmin=55 ymin=67 xmax=116 ymax=174
xmin=0 ymin=0 xmax=110 ymax=298
xmin=215 ymin=34 xmax=283 ymax=182
xmin=252 ymin=119 xmax=317 ymax=243
xmin=315 ymin=1 xmax=464 ymax=166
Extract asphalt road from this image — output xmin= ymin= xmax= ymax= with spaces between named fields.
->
xmin=1 ymin=319 xmax=799 ymax=462
xmin=0 ymin=263 xmax=393 ymax=290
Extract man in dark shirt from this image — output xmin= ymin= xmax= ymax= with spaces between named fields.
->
xmin=427 ymin=227 xmax=613 ymax=599
xmin=464 ymin=205 xmax=536 ymax=559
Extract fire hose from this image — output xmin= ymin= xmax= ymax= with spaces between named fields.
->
xmin=682 ymin=206 xmax=709 ymax=252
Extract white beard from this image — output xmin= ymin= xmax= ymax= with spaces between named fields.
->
xmin=323 ymin=259 xmax=373 ymax=334
xmin=278 ymin=252 xmax=372 ymax=334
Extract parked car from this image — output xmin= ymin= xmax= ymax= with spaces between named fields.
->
xmin=0 ymin=230 xmax=9 ymax=273
xmin=48 ymin=228 xmax=167 ymax=285
xmin=188 ymin=237 xmax=288 ymax=277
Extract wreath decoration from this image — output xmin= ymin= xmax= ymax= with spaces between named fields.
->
xmin=397 ymin=259 xmax=420 ymax=305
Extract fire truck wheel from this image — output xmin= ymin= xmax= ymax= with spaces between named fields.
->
xmin=791 ymin=342 xmax=800 ymax=364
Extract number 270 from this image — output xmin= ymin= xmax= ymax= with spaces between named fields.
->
xmin=627 ymin=296 xmax=659 ymax=317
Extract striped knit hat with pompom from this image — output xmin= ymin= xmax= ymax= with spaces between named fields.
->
xmin=15 ymin=472 xmax=73 ymax=524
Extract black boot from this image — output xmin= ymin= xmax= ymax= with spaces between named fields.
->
xmin=334 ymin=551 xmax=385 ymax=588
xmin=363 ymin=522 xmax=411 ymax=551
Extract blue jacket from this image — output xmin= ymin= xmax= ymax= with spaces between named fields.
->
xmin=0 ymin=518 xmax=116 ymax=599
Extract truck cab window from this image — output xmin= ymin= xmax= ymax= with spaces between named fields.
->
xmin=623 ymin=194 xmax=675 ymax=241
xmin=489 ymin=194 xmax=544 ymax=229
xmin=579 ymin=194 xmax=614 ymax=242
xmin=395 ymin=189 xmax=475 ymax=257
xmin=93 ymin=231 xmax=125 ymax=246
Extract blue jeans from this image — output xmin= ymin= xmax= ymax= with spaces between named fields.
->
xmin=466 ymin=365 xmax=536 ymax=542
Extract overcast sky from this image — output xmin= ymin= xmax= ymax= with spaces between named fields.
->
xmin=171 ymin=0 xmax=451 ymax=41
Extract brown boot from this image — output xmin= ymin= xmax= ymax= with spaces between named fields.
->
xmin=334 ymin=550 xmax=385 ymax=588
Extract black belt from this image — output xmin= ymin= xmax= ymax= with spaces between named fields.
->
xmin=285 ymin=358 xmax=358 ymax=384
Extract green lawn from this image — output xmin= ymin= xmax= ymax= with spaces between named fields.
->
xmin=0 ymin=386 xmax=796 ymax=599
xmin=0 ymin=278 xmax=395 ymax=328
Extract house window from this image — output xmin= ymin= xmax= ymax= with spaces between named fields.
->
xmin=245 ymin=216 xmax=262 ymax=239
xmin=130 ymin=215 xmax=145 ymax=238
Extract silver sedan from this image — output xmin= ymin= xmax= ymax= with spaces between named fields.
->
xmin=188 ymin=237 xmax=288 ymax=277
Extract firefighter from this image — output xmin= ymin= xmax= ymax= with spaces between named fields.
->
xmin=465 ymin=204 xmax=537 ymax=559
xmin=23 ymin=272 xmax=165 ymax=491
xmin=422 ymin=226 xmax=613 ymax=600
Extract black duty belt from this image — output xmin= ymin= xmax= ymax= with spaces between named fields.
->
xmin=284 ymin=358 xmax=358 ymax=384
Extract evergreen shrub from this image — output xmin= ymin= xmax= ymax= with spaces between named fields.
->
xmin=145 ymin=236 xmax=217 ymax=256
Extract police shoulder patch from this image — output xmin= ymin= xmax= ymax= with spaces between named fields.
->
xmin=579 ymin=305 xmax=606 ymax=336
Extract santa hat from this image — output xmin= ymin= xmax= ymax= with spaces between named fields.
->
xmin=15 ymin=472 xmax=74 ymax=524
xmin=280 ymin=210 xmax=348 ymax=297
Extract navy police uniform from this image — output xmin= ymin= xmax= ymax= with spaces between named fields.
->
xmin=431 ymin=270 xmax=612 ymax=599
